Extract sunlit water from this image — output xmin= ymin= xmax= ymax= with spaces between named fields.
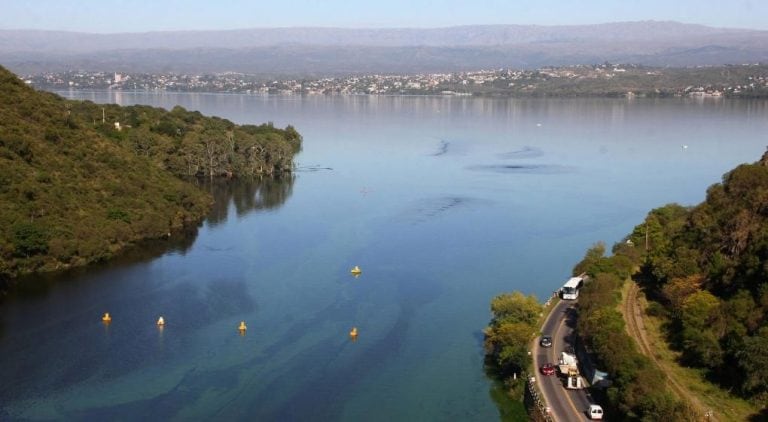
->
xmin=1 ymin=93 xmax=767 ymax=420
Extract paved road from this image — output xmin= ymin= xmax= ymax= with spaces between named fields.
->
xmin=533 ymin=299 xmax=594 ymax=421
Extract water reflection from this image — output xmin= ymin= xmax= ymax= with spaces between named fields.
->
xmin=1 ymin=176 xmax=295 ymax=304
xmin=205 ymin=175 xmax=295 ymax=226
xmin=4 ymin=227 xmax=198 ymax=304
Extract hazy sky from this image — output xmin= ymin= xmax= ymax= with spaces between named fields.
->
xmin=2 ymin=0 xmax=766 ymax=32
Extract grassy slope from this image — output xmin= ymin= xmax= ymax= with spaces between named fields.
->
xmin=637 ymin=292 xmax=758 ymax=420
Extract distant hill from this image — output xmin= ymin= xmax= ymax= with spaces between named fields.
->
xmin=0 ymin=65 xmax=300 ymax=281
xmin=2 ymin=21 xmax=768 ymax=76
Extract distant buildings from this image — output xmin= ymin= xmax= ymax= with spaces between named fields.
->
xmin=24 ymin=63 xmax=768 ymax=98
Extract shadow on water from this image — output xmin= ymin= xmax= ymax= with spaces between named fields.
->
xmin=1 ymin=176 xmax=295 ymax=306
xmin=3 ymin=226 xmax=199 ymax=305
xmin=483 ymin=358 xmax=529 ymax=421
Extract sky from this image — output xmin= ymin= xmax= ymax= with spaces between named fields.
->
xmin=1 ymin=0 xmax=766 ymax=33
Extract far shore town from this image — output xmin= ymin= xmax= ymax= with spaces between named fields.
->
xmin=25 ymin=63 xmax=768 ymax=98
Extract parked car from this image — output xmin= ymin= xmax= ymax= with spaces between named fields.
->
xmin=588 ymin=404 xmax=604 ymax=420
xmin=540 ymin=335 xmax=552 ymax=348
xmin=540 ymin=363 xmax=555 ymax=376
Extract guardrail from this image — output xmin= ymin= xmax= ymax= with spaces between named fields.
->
xmin=525 ymin=374 xmax=554 ymax=422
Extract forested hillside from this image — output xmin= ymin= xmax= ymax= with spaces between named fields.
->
xmin=625 ymin=152 xmax=768 ymax=406
xmin=0 ymin=65 xmax=301 ymax=281
xmin=567 ymin=151 xmax=768 ymax=419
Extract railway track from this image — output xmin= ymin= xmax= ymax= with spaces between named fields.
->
xmin=623 ymin=282 xmax=714 ymax=420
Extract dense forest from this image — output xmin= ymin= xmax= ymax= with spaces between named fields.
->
xmin=625 ymin=151 xmax=768 ymax=407
xmin=0 ymin=65 xmax=301 ymax=282
xmin=572 ymin=242 xmax=699 ymax=420
xmin=573 ymin=151 xmax=768 ymax=419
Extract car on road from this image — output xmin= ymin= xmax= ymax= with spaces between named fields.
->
xmin=540 ymin=363 xmax=556 ymax=376
xmin=540 ymin=335 xmax=552 ymax=348
xmin=588 ymin=404 xmax=604 ymax=420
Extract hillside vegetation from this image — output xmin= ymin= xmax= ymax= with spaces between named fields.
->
xmin=570 ymin=151 xmax=768 ymax=419
xmin=0 ymin=65 xmax=301 ymax=281
xmin=572 ymin=242 xmax=699 ymax=420
xmin=625 ymin=151 xmax=768 ymax=410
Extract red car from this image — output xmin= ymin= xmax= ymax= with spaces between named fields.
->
xmin=540 ymin=363 xmax=556 ymax=376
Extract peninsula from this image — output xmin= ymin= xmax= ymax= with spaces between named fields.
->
xmin=0 ymin=65 xmax=301 ymax=285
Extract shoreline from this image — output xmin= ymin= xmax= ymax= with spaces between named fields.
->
xmin=43 ymin=88 xmax=768 ymax=100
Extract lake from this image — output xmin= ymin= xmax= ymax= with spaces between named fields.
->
xmin=1 ymin=93 xmax=767 ymax=420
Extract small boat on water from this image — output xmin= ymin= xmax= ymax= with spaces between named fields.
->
xmin=102 ymin=313 xmax=112 ymax=323
xmin=350 ymin=266 xmax=362 ymax=275
xmin=238 ymin=321 xmax=247 ymax=332
xmin=157 ymin=316 xmax=165 ymax=326
xmin=349 ymin=327 xmax=358 ymax=338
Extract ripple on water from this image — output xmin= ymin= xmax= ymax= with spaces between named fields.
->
xmin=497 ymin=146 xmax=544 ymax=159
xmin=397 ymin=196 xmax=488 ymax=224
xmin=465 ymin=164 xmax=575 ymax=174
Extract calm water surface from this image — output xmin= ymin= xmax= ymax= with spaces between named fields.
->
xmin=1 ymin=94 xmax=767 ymax=420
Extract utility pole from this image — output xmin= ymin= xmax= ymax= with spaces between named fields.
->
xmin=102 ymin=108 xmax=105 ymax=124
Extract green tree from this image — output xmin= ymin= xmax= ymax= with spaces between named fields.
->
xmin=573 ymin=241 xmax=606 ymax=276
xmin=12 ymin=222 xmax=49 ymax=257
xmin=490 ymin=291 xmax=541 ymax=326
xmin=736 ymin=327 xmax=768 ymax=396
xmin=679 ymin=291 xmax=724 ymax=367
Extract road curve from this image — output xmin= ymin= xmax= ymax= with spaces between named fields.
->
xmin=532 ymin=299 xmax=593 ymax=421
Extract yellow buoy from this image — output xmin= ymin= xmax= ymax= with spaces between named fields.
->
xmin=102 ymin=312 xmax=112 ymax=323
xmin=350 ymin=266 xmax=362 ymax=275
xmin=349 ymin=327 xmax=358 ymax=338
xmin=238 ymin=321 xmax=247 ymax=331
xmin=157 ymin=316 xmax=165 ymax=326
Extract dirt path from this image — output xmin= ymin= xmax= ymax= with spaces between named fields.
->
xmin=623 ymin=282 xmax=714 ymax=420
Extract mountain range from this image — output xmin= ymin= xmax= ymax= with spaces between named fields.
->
xmin=2 ymin=21 xmax=767 ymax=76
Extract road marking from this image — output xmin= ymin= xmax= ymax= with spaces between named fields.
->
xmin=534 ymin=307 xmax=558 ymax=420
xmin=553 ymin=304 xmax=587 ymax=421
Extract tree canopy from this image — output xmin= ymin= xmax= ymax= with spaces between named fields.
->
xmin=0 ymin=65 xmax=301 ymax=280
xmin=623 ymin=151 xmax=768 ymax=406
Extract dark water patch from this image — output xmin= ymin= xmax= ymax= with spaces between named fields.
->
xmin=202 ymin=245 xmax=235 ymax=252
xmin=399 ymin=196 xmax=484 ymax=224
xmin=497 ymin=146 xmax=544 ymax=159
xmin=0 ymin=274 xmax=10 ymax=304
xmin=257 ymin=269 xmax=442 ymax=420
xmin=159 ymin=280 xmax=257 ymax=335
xmin=431 ymin=140 xmax=450 ymax=156
xmin=0 ymin=278 xmax=257 ymax=406
xmin=295 ymin=164 xmax=333 ymax=172
xmin=2 ymin=230 xmax=198 ymax=305
xmin=64 ymin=364 xmax=245 ymax=421
xmin=473 ymin=329 xmax=486 ymax=351
xmin=465 ymin=164 xmax=575 ymax=174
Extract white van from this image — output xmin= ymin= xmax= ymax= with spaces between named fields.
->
xmin=588 ymin=404 xmax=604 ymax=420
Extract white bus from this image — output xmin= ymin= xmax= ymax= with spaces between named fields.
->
xmin=560 ymin=276 xmax=584 ymax=300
